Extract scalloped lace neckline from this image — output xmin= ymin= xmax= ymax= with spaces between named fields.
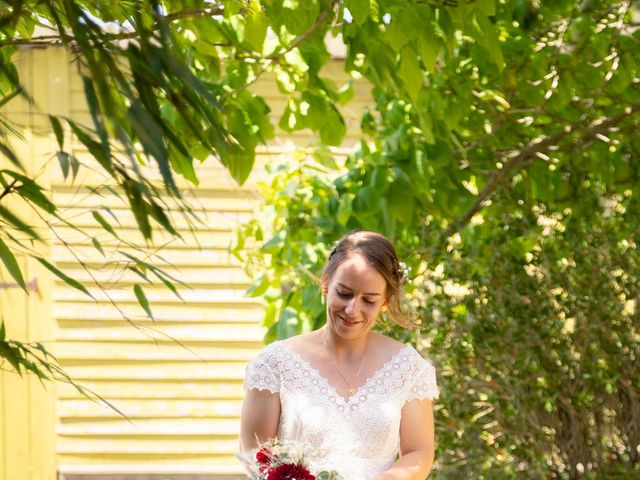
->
xmin=279 ymin=341 xmax=411 ymax=404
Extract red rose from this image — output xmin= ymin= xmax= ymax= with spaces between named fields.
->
xmin=256 ymin=447 xmax=271 ymax=472
xmin=266 ymin=463 xmax=315 ymax=480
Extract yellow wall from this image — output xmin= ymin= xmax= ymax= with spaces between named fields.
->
xmin=0 ymin=48 xmax=61 ymax=480
xmin=0 ymin=46 xmax=370 ymax=479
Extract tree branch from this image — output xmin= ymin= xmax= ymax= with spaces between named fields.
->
xmin=266 ymin=7 xmax=333 ymax=61
xmin=442 ymin=102 xmax=640 ymax=239
xmin=0 ymin=5 xmax=226 ymax=47
xmin=0 ymin=179 xmax=18 ymax=202
xmin=220 ymin=2 xmax=338 ymax=102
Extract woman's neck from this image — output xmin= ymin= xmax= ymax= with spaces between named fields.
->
xmin=320 ymin=326 xmax=371 ymax=362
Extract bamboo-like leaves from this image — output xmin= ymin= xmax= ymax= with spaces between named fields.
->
xmin=91 ymin=210 xmax=118 ymax=238
xmin=49 ymin=115 xmax=64 ymax=150
xmin=1 ymin=170 xmax=56 ymax=214
xmin=0 ymin=203 xmax=40 ymax=240
xmin=133 ymin=284 xmax=152 ymax=318
xmin=0 ymin=236 xmax=25 ymax=290
xmin=0 ymin=143 xmax=24 ymax=172
xmin=35 ymin=256 xmax=94 ymax=299
xmin=0 ymin=320 xmax=130 ymax=419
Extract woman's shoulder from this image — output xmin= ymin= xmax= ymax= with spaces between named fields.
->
xmin=249 ymin=338 xmax=287 ymax=363
xmin=373 ymin=333 xmax=436 ymax=367
xmin=371 ymin=332 xmax=410 ymax=355
xmin=281 ymin=330 xmax=323 ymax=353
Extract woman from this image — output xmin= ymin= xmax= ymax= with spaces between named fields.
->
xmin=240 ymin=230 xmax=439 ymax=480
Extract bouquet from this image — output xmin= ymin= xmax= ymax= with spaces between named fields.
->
xmin=238 ymin=438 xmax=343 ymax=480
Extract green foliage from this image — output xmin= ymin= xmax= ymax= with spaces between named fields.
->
xmin=1 ymin=0 xmax=639 ymax=475
xmin=0 ymin=318 xmax=129 ymax=419
xmin=234 ymin=1 xmax=640 ymax=478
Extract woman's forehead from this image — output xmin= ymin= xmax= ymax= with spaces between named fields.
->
xmin=332 ymin=255 xmax=386 ymax=289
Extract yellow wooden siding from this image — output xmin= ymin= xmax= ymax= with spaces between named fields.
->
xmin=0 ymin=45 xmax=371 ymax=478
xmin=0 ymin=48 xmax=60 ymax=480
xmin=45 ymin=48 xmax=372 ymax=478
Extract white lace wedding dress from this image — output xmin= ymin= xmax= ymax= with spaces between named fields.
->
xmin=244 ymin=340 xmax=439 ymax=480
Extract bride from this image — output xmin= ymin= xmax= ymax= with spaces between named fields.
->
xmin=240 ymin=230 xmax=439 ymax=480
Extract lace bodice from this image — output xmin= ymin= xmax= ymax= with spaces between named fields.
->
xmin=243 ymin=340 xmax=439 ymax=480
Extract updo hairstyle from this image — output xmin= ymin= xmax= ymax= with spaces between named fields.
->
xmin=322 ymin=230 xmax=412 ymax=328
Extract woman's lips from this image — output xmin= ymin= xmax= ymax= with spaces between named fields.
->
xmin=340 ymin=316 xmax=361 ymax=327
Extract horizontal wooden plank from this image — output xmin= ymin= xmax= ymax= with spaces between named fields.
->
xmin=50 ymin=262 xmax=248 ymax=280
xmin=51 ymin=190 xmax=260 ymax=212
xmin=58 ymin=437 xmax=239 ymax=454
xmin=57 ymin=417 xmax=240 ymax=436
xmin=57 ymin=380 xmax=245 ymax=400
xmin=56 ymin=322 xmax=265 ymax=343
xmin=50 ymin=206 xmax=254 ymax=231
xmin=50 ymin=245 xmax=248 ymax=265
xmin=58 ymin=362 xmax=249 ymax=383
xmin=53 ymin=286 xmax=258 ymax=304
xmin=57 ymin=461 xmax=245 ymax=474
xmin=48 ymin=230 xmax=245 ymax=252
xmin=54 ymin=342 xmax=262 ymax=362
xmin=49 ymin=268 xmax=251 ymax=289
xmin=53 ymin=306 xmax=261 ymax=326
xmin=53 ymin=304 xmax=263 ymax=323
xmin=58 ymin=399 xmax=242 ymax=418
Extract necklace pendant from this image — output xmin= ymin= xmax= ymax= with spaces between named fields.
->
xmin=348 ymin=388 xmax=355 ymax=396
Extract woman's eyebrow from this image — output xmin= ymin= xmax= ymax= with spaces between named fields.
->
xmin=337 ymin=282 xmax=382 ymax=296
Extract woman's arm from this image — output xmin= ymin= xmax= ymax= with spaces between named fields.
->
xmin=375 ymin=398 xmax=435 ymax=480
xmin=239 ymin=388 xmax=281 ymax=452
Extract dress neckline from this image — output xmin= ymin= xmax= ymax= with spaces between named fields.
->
xmin=279 ymin=341 xmax=411 ymax=404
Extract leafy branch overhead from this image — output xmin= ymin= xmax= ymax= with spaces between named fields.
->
xmin=0 ymin=1 xmax=489 ymax=312
xmin=232 ymin=1 xmax=640 ymax=478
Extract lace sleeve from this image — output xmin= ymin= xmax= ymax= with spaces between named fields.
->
xmin=406 ymin=351 xmax=439 ymax=402
xmin=244 ymin=343 xmax=281 ymax=393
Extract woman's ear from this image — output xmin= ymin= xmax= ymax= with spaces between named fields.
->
xmin=321 ymin=275 xmax=328 ymax=296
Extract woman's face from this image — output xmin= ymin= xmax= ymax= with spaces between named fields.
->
xmin=323 ymin=253 xmax=388 ymax=340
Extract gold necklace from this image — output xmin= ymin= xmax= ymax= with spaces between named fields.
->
xmin=322 ymin=328 xmax=369 ymax=398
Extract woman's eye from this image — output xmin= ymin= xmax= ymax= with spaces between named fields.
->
xmin=336 ymin=290 xmax=351 ymax=297
xmin=363 ymin=298 xmax=375 ymax=305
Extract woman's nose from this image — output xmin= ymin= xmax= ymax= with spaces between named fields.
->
xmin=345 ymin=298 xmax=358 ymax=316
